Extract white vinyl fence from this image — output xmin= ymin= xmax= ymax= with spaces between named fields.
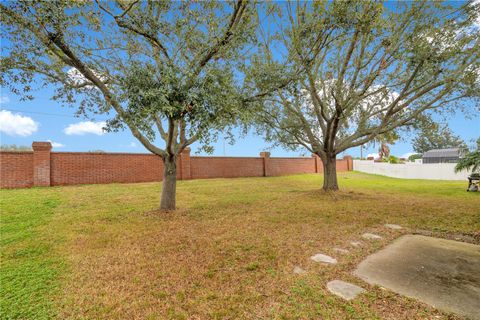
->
xmin=353 ymin=160 xmax=470 ymax=181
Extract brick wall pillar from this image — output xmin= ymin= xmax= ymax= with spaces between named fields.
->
xmin=312 ymin=153 xmax=320 ymax=173
xmin=179 ymin=147 xmax=191 ymax=180
xmin=343 ymin=155 xmax=353 ymax=171
xmin=260 ymin=151 xmax=271 ymax=177
xmin=32 ymin=141 xmax=52 ymax=186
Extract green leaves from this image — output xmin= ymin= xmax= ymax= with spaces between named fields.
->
xmin=1 ymin=0 xmax=263 ymax=156
xmin=251 ymin=1 xmax=479 ymax=160
xmin=3 ymin=0 xmax=478 ymax=162
xmin=455 ymin=151 xmax=480 ymax=174
xmin=412 ymin=121 xmax=466 ymax=154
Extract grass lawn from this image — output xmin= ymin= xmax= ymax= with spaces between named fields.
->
xmin=1 ymin=172 xmax=479 ymax=319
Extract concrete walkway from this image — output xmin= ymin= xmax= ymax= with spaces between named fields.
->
xmin=354 ymin=235 xmax=480 ymax=320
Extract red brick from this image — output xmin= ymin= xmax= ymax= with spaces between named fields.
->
xmin=0 ymin=152 xmax=33 ymax=188
xmin=0 ymin=142 xmax=353 ymax=188
xmin=32 ymin=141 xmax=52 ymax=186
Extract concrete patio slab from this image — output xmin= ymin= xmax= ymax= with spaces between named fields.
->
xmin=354 ymin=235 xmax=480 ymax=320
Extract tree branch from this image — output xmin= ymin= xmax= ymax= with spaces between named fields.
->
xmin=187 ymin=0 xmax=248 ymax=85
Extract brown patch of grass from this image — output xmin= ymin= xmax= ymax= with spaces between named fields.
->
xmin=2 ymin=173 xmax=478 ymax=319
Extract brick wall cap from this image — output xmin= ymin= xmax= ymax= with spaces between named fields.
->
xmin=32 ymin=141 xmax=52 ymax=151
xmin=52 ymin=151 xmax=157 ymax=156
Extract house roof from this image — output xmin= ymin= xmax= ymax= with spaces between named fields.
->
xmin=423 ymin=148 xmax=460 ymax=158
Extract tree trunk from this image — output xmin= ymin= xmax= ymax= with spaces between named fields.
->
xmin=160 ymin=156 xmax=177 ymax=211
xmin=322 ymin=154 xmax=339 ymax=191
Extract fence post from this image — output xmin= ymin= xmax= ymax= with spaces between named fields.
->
xmin=260 ymin=151 xmax=271 ymax=177
xmin=179 ymin=147 xmax=191 ymax=180
xmin=32 ymin=141 xmax=52 ymax=187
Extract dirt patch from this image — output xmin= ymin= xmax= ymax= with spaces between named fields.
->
xmin=413 ymin=229 xmax=480 ymax=245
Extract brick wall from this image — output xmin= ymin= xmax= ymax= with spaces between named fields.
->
xmin=51 ymin=152 xmax=164 ymax=186
xmin=0 ymin=152 xmax=34 ymax=188
xmin=0 ymin=142 xmax=352 ymax=188
xmin=190 ymin=157 xmax=264 ymax=179
xmin=268 ymin=157 xmax=316 ymax=176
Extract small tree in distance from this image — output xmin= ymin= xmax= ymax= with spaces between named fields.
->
xmin=408 ymin=154 xmax=423 ymax=162
xmin=455 ymin=137 xmax=480 ymax=175
xmin=412 ymin=120 xmax=467 ymax=154
xmin=252 ymin=1 xmax=480 ymax=191
xmin=0 ymin=1 xmax=289 ymax=211
xmin=0 ymin=144 xmax=32 ymax=151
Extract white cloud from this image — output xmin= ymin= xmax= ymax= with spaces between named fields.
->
xmin=64 ymin=121 xmax=106 ymax=136
xmin=67 ymin=68 xmax=91 ymax=87
xmin=367 ymin=153 xmax=380 ymax=159
xmin=472 ymin=0 xmax=480 ymax=28
xmin=47 ymin=140 xmax=65 ymax=148
xmin=0 ymin=95 xmax=10 ymax=104
xmin=0 ymin=110 xmax=38 ymax=136
xmin=67 ymin=67 xmax=107 ymax=88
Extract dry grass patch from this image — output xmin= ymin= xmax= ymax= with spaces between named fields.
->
xmin=1 ymin=172 xmax=478 ymax=319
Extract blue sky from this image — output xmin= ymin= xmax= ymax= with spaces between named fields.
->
xmin=1 ymin=1 xmax=479 ymax=158
xmin=1 ymin=88 xmax=478 ymax=158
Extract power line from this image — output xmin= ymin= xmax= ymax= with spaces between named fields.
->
xmin=0 ymin=108 xmax=108 ymax=120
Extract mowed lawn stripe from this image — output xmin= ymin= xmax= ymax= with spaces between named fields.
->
xmin=0 ymin=189 xmax=65 ymax=320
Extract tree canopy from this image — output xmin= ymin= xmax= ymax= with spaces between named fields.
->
xmin=251 ymin=1 xmax=480 ymax=190
xmin=0 ymin=144 xmax=32 ymax=151
xmin=0 ymin=0 xmax=288 ymax=210
xmin=1 ymin=1 xmax=263 ymax=156
xmin=455 ymin=137 xmax=480 ymax=175
xmin=412 ymin=121 xmax=466 ymax=154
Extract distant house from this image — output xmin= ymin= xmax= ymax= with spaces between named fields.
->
xmin=422 ymin=148 xmax=463 ymax=164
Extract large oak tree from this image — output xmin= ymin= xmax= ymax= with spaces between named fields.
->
xmin=252 ymin=1 xmax=479 ymax=190
xmin=0 ymin=0 xmax=283 ymax=210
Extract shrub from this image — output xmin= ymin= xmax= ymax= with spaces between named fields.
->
xmin=389 ymin=156 xmax=399 ymax=164
xmin=408 ymin=153 xmax=422 ymax=162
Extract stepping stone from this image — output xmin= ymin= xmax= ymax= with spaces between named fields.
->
xmin=385 ymin=224 xmax=402 ymax=230
xmin=350 ymin=241 xmax=362 ymax=247
xmin=362 ymin=233 xmax=382 ymax=240
xmin=327 ymin=280 xmax=366 ymax=300
xmin=310 ymin=253 xmax=337 ymax=264
xmin=333 ymin=248 xmax=349 ymax=254
xmin=293 ymin=266 xmax=307 ymax=274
